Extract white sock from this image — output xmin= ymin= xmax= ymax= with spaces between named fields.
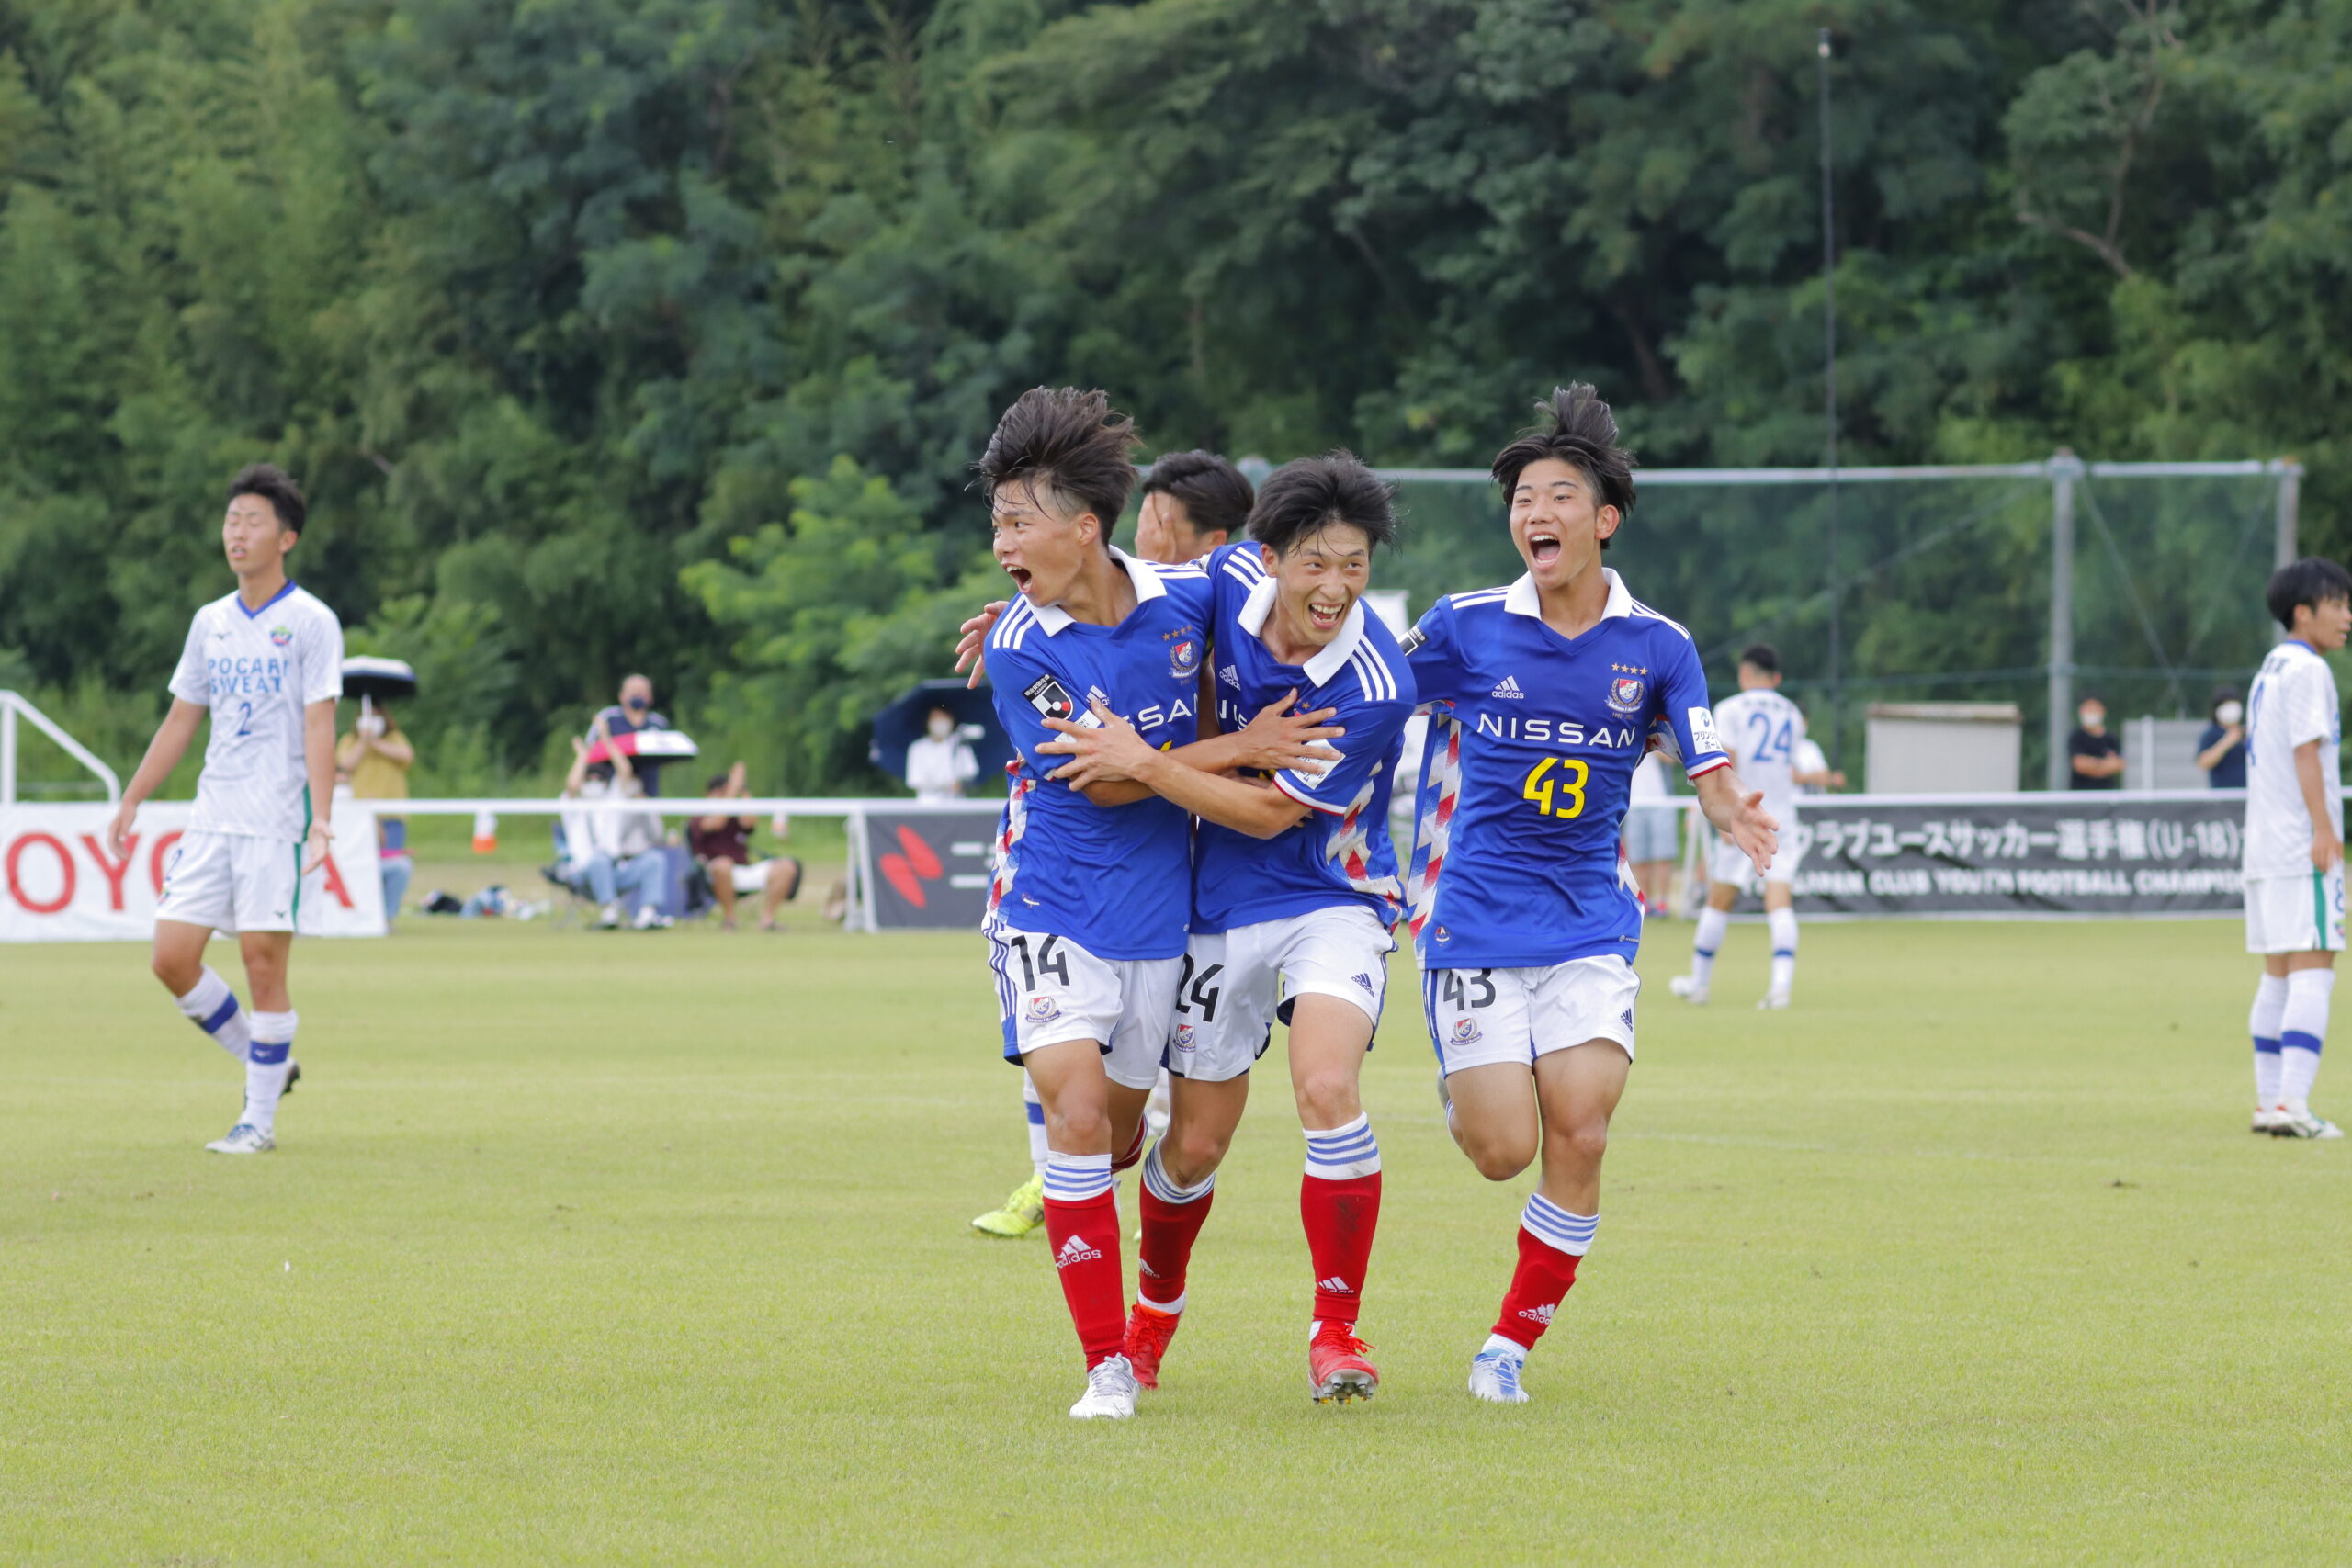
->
xmin=175 ymin=967 xmax=252 ymax=1061
xmin=244 ymin=1010 xmax=298 ymax=1135
xmin=1766 ymin=908 xmax=1798 ymax=995
xmin=1022 ymin=1073 xmax=1048 ymax=1177
xmin=2251 ymin=974 xmax=2288 ymax=1109
xmin=1690 ymin=907 xmax=1727 ymax=984
xmin=2280 ymin=971 xmax=2334 ymax=1111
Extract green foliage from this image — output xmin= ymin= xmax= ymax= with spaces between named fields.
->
xmin=1 ymin=0 xmax=2347 ymax=789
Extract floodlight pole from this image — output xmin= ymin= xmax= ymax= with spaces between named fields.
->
xmin=2045 ymin=451 xmax=2083 ymax=790
xmin=1817 ymin=28 xmax=1843 ymax=773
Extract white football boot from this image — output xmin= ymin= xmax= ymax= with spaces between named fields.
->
xmin=1069 ymin=1354 xmax=1140 ymax=1419
xmin=2273 ymin=1105 xmax=2343 ymax=1139
xmin=1757 ymin=990 xmax=1791 ymax=1010
xmin=1668 ymin=975 xmax=1710 ymax=1006
xmin=205 ymin=1122 xmax=275 ymax=1155
xmin=2252 ymin=1106 xmax=2289 ymax=1134
xmin=1466 ymin=1337 xmax=1530 ymax=1404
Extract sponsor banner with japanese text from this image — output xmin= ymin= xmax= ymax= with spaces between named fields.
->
xmin=0 ymin=804 xmax=386 ymax=942
xmin=1736 ymin=791 xmax=2248 ymax=919
xmin=857 ymin=804 xmax=1003 ymax=931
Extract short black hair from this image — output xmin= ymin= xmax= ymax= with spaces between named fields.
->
xmin=706 ymin=772 xmax=732 ymax=794
xmin=1247 ymin=452 xmax=1398 ymax=558
xmin=1739 ymin=643 xmax=1780 ymax=674
xmin=229 ymin=463 xmax=305 ymax=534
xmin=976 ymin=388 xmax=1139 ymax=538
xmin=2267 ymin=557 xmax=2352 ymax=631
xmin=1490 ymin=385 xmax=1637 ymax=549
xmin=1142 ymin=451 xmax=1254 ymax=543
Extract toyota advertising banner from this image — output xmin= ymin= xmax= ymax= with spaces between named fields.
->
xmin=0 ymin=804 xmax=386 ymax=942
xmin=854 ymin=804 xmax=1005 ymax=931
xmin=1730 ymin=791 xmax=2249 ymax=919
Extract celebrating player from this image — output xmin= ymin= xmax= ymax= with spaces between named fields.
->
xmin=1400 ymin=386 xmax=1776 ymax=1404
xmin=1034 ymin=454 xmax=1415 ymax=1403
xmin=1670 ymin=642 xmax=1809 ymax=1009
xmin=968 ymin=450 xmax=1259 ymax=1242
xmin=2241 ymin=558 xmax=2352 ymax=1138
xmin=106 ymin=464 xmax=344 ymax=1154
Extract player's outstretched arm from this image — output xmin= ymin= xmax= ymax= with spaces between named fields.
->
xmin=954 ymin=601 xmax=1013 ymax=689
xmin=2294 ymin=738 xmax=2342 ymax=871
xmin=1695 ymin=765 xmax=1779 ymax=877
xmin=1042 ymin=700 xmax=1311 ymax=839
xmin=107 ymin=699 xmax=207 ymax=859
xmin=302 ymin=697 xmax=337 ymax=874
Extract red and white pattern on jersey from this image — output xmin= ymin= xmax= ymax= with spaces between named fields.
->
xmin=1323 ymin=766 xmax=1404 ymax=924
xmin=985 ymin=760 xmax=1034 ymax=924
xmin=1404 ymin=714 xmax=1463 ymax=954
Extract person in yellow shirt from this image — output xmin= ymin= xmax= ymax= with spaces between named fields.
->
xmin=336 ymin=705 xmax=416 ymax=918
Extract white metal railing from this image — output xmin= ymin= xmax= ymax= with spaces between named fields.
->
xmin=0 ymin=691 xmax=122 ymax=807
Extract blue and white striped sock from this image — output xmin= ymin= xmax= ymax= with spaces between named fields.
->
xmin=2281 ymin=970 xmax=2334 ymax=1111
xmin=243 ymin=1010 xmax=297 ymax=1135
xmin=1691 ymin=907 xmax=1727 ymax=985
xmin=2252 ymin=973 xmax=2288 ymax=1108
xmin=1521 ymin=1192 xmax=1598 ymax=1258
xmin=1022 ymin=1074 xmax=1048 ymax=1178
xmin=174 ymin=967 xmax=251 ymax=1061
xmin=1141 ymin=1141 xmax=1215 ymax=1206
xmin=1043 ymin=1151 xmax=1114 ymax=1205
xmin=1303 ymin=1114 xmax=1381 ymax=1180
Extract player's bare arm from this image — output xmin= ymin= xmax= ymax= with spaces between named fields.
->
xmin=1043 ymin=699 xmax=1312 ymax=840
xmin=1695 ymin=765 xmax=1778 ymax=874
xmin=2294 ymin=737 xmax=2341 ymax=871
xmin=107 ymin=699 xmax=209 ymax=860
xmin=303 ymin=697 xmax=337 ymax=874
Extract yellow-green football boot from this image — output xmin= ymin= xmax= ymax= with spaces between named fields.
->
xmin=971 ymin=1171 xmax=1046 ymax=1238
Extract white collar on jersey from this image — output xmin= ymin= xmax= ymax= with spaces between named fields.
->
xmin=1503 ymin=566 xmax=1634 ymax=622
xmin=1235 ymin=575 xmax=1367 ymax=688
xmin=1025 ymin=546 xmax=1167 ymax=636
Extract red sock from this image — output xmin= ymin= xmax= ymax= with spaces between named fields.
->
xmin=1301 ymin=1172 xmax=1381 ymax=1325
xmin=1491 ymin=1226 xmax=1582 ymax=1349
xmin=1043 ymin=1190 xmax=1126 ymax=1367
xmin=1136 ymin=1183 xmax=1215 ymax=1309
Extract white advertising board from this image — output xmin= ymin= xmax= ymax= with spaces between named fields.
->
xmin=0 ymin=804 xmax=386 ymax=942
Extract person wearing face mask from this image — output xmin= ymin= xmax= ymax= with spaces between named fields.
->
xmin=590 ymin=673 xmax=673 ymax=795
xmin=904 ymin=705 xmax=978 ymax=802
xmin=2066 ymin=696 xmax=2125 ymax=790
xmin=2196 ymin=687 xmax=2248 ymax=789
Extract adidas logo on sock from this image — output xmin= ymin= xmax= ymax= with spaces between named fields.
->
xmin=1490 ymin=675 xmax=1526 ymax=699
xmin=1056 ymin=1234 xmax=1103 ymax=1269
xmin=1517 ymin=1302 xmax=1555 ymax=1325
xmin=1317 ymin=1276 xmax=1352 ymax=1293
xmin=1137 ymin=1258 xmax=1161 ymax=1279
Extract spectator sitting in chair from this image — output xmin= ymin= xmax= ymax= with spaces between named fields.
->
xmin=689 ymin=762 xmax=803 ymax=931
xmin=558 ymin=720 xmax=668 ymax=930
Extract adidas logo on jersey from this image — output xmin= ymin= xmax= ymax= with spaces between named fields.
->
xmin=1220 ymin=664 xmax=1241 ymax=690
xmin=1056 ymin=1234 xmax=1103 ymax=1269
xmin=1490 ymin=675 xmax=1526 ymax=699
xmin=1517 ymin=1303 xmax=1556 ymax=1325
xmin=1317 ymin=1277 xmax=1352 ymax=1294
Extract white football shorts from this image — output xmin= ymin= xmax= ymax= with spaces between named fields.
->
xmin=1422 ymin=954 xmax=1639 ymax=1075
xmin=1710 ymin=818 xmax=1806 ymax=889
xmin=1165 ymin=904 xmax=1396 ymax=1084
xmin=155 ymin=829 xmax=302 ymax=934
xmin=2244 ymin=868 xmax=2346 ymax=955
xmin=987 ymin=922 xmax=1180 ymax=1089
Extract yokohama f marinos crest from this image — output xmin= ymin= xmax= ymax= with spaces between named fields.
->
xmin=1606 ymin=675 xmax=1646 ymax=714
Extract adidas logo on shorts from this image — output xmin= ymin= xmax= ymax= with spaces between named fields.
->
xmin=1056 ymin=1234 xmax=1103 ymax=1269
xmin=1351 ymin=973 xmax=1374 ymax=992
xmin=1491 ymin=675 xmax=1526 ymax=699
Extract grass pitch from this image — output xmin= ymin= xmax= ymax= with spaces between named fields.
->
xmin=5 ymin=902 xmax=2349 ymax=1565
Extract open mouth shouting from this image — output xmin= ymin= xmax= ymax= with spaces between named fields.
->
xmin=1004 ymin=563 xmax=1036 ymax=597
xmin=1526 ymin=529 xmax=1564 ymax=569
xmin=1306 ymin=598 xmax=1347 ymax=635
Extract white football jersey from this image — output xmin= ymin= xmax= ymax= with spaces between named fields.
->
xmin=1713 ymin=686 xmax=1807 ymax=822
xmin=2243 ymin=638 xmax=2342 ymax=880
xmin=168 ymin=582 xmax=345 ymax=842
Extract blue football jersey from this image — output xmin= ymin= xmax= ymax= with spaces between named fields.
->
xmin=1402 ymin=569 xmax=1728 ymax=969
xmin=983 ymin=548 xmax=1214 ymax=960
xmin=1192 ymin=543 xmax=1417 ymax=932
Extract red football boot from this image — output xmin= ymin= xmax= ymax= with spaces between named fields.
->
xmin=1123 ymin=1303 xmax=1182 ymax=1390
xmin=1307 ymin=1321 xmax=1379 ymax=1404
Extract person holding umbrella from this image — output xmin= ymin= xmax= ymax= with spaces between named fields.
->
xmin=337 ymin=657 xmax=417 ymax=919
xmin=592 ymin=673 xmax=674 ymax=795
xmin=906 ymin=705 xmax=978 ymax=801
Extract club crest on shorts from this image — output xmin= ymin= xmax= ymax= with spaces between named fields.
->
xmin=1606 ymin=675 xmax=1646 ymax=714
xmin=1025 ymin=994 xmax=1060 ymax=1024
xmin=1173 ymin=1021 xmax=1196 ymax=1052
xmin=269 ymin=625 xmax=293 ymax=648
xmin=1451 ymin=1016 xmax=1482 ymax=1045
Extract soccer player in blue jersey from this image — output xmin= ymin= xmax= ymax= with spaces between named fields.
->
xmin=1035 ymin=454 xmax=1414 ymax=1403
xmin=1400 ymin=386 xmax=1778 ymax=1404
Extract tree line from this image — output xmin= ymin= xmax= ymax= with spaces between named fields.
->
xmin=0 ymin=0 xmax=2340 ymax=795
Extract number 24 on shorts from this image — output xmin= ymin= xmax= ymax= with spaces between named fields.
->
xmin=1522 ymin=757 xmax=1589 ymax=818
